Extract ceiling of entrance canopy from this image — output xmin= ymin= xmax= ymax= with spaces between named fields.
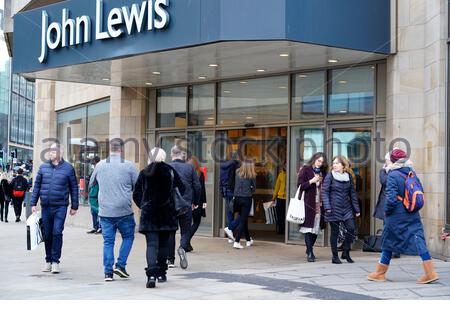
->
xmin=22 ymin=41 xmax=387 ymax=87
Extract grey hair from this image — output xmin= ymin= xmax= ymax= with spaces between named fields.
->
xmin=171 ymin=145 xmax=186 ymax=161
xmin=149 ymin=147 xmax=166 ymax=164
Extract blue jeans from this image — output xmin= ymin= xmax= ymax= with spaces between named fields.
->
xmin=41 ymin=206 xmax=68 ymax=264
xmin=380 ymin=250 xmax=431 ymax=265
xmin=225 ymin=196 xmax=240 ymax=231
xmin=100 ymin=214 xmax=136 ymax=274
xmin=91 ymin=208 xmax=100 ymax=230
xmin=168 ymin=210 xmax=192 ymax=261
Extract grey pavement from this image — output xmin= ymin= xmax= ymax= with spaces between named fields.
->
xmin=1 ymin=221 xmax=449 ymax=300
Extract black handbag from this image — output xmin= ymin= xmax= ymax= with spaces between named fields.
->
xmin=170 ymin=170 xmax=190 ymax=217
xmin=363 ymin=229 xmax=383 ymax=252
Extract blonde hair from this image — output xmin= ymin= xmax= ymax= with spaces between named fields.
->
xmin=237 ymin=159 xmax=256 ymax=179
xmin=149 ymin=147 xmax=166 ymax=163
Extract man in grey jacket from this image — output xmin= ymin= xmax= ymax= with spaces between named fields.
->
xmin=168 ymin=145 xmax=201 ymax=269
xmin=89 ymin=141 xmax=139 ymax=281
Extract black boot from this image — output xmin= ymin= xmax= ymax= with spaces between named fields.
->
xmin=341 ymin=250 xmax=354 ymax=263
xmin=145 ymin=268 xmax=156 ymax=288
xmin=307 ymin=252 xmax=315 ymax=263
xmin=332 ymin=248 xmax=342 ymax=264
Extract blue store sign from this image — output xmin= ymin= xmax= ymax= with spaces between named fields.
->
xmin=13 ymin=0 xmax=391 ymax=74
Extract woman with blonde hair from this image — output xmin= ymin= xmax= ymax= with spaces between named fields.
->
xmin=133 ymin=147 xmax=185 ymax=288
xmin=232 ymin=158 xmax=256 ymax=249
xmin=322 ymin=155 xmax=360 ymax=264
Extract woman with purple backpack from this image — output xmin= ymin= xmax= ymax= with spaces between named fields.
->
xmin=367 ymin=148 xmax=439 ymax=284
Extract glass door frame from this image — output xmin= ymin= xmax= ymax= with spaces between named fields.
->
xmin=326 ymin=121 xmax=376 ymax=243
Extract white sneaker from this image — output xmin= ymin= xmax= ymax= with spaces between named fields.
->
xmin=246 ymin=239 xmax=254 ymax=247
xmin=233 ymin=242 xmax=244 ymax=249
xmin=51 ymin=263 xmax=60 ymax=274
xmin=228 ymin=239 xmax=234 ymax=244
xmin=42 ymin=262 xmax=52 ymax=272
xmin=224 ymin=227 xmax=235 ymax=241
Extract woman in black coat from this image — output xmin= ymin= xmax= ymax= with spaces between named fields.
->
xmin=297 ymin=152 xmax=328 ymax=262
xmin=187 ymin=156 xmax=207 ymax=252
xmin=322 ymin=156 xmax=360 ymax=264
xmin=133 ymin=147 xmax=185 ymax=289
xmin=0 ymin=174 xmax=11 ymax=223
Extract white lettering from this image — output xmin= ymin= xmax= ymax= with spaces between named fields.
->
xmin=107 ymin=8 xmax=123 ymax=38
xmin=46 ymin=21 xmax=62 ymax=50
xmin=147 ymin=0 xmax=153 ymax=30
xmin=95 ymin=0 xmax=109 ymax=40
xmin=38 ymin=11 xmax=49 ymax=63
xmin=154 ymin=0 xmax=169 ymax=29
xmin=122 ymin=1 xmax=147 ymax=34
xmin=76 ymin=16 xmax=91 ymax=45
xmin=62 ymin=8 xmax=75 ymax=47
xmin=38 ymin=0 xmax=171 ymax=63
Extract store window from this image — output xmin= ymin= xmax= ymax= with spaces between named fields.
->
xmin=57 ymin=100 xmax=110 ymax=205
xmin=292 ymin=71 xmax=326 ymax=119
xmin=218 ymin=76 xmax=289 ymax=125
xmin=188 ymin=84 xmax=215 ymax=126
xmin=328 ymin=66 xmax=375 ymax=115
xmin=157 ymin=87 xmax=187 ymax=128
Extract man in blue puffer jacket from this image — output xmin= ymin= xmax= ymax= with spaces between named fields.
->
xmin=30 ymin=143 xmax=79 ymax=274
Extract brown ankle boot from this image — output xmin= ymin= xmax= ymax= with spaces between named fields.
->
xmin=367 ymin=263 xmax=389 ymax=282
xmin=417 ymin=260 xmax=439 ymax=284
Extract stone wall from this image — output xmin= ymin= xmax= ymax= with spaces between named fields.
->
xmin=386 ymin=0 xmax=449 ymax=259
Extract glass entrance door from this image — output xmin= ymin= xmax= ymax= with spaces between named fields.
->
xmin=330 ymin=127 xmax=372 ymax=239
xmin=220 ymin=127 xmax=287 ymax=242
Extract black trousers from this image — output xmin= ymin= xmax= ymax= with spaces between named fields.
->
xmin=0 ymin=200 xmax=10 ymax=221
xmin=188 ymin=214 xmax=202 ymax=245
xmin=168 ymin=210 xmax=192 ymax=261
xmin=304 ymin=233 xmax=318 ymax=254
xmin=329 ymin=218 xmax=356 ymax=252
xmin=275 ymin=198 xmax=286 ymax=234
xmin=234 ymin=196 xmax=252 ymax=242
xmin=145 ymin=231 xmax=170 ymax=277
xmin=12 ymin=198 xmax=24 ymax=219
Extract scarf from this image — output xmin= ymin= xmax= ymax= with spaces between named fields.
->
xmin=331 ymin=171 xmax=350 ymax=182
xmin=386 ymin=159 xmax=413 ymax=173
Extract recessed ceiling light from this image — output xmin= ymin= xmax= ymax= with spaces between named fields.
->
xmin=224 ymin=90 xmax=231 ymax=94
xmin=328 ymin=59 xmax=339 ymax=63
xmin=339 ymin=110 xmax=348 ymax=113
xmin=246 ymin=116 xmax=254 ymax=120
xmin=208 ymin=64 xmax=219 ymax=67
xmin=102 ymin=78 xmax=110 ymax=81
xmin=240 ymin=81 xmax=248 ymax=84
xmin=207 ymin=117 xmax=215 ymax=120
xmin=371 ymin=66 xmax=376 ymax=69
xmin=198 ymin=76 xmax=207 ymax=80
xmin=145 ymin=82 xmax=153 ymax=86
xmin=278 ymin=86 xmax=287 ymax=89
xmin=339 ymin=80 xmax=348 ymax=84
xmin=152 ymin=71 xmax=161 ymax=75
xmin=299 ymin=74 xmax=308 ymax=78
xmin=279 ymin=53 xmax=289 ymax=57
xmin=256 ymin=69 xmax=266 ymax=72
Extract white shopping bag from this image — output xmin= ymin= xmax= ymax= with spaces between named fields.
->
xmin=249 ymin=199 xmax=254 ymax=217
xmin=286 ymin=187 xmax=306 ymax=224
xmin=26 ymin=212 xmax=44 ymax=251
xmin=263 ymin=201 xmax=276 ymax=224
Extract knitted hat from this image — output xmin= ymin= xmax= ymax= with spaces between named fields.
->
xmin=390 ymin=148 xmax=407 ymax=163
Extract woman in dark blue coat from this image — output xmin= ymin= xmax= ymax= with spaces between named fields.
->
xmin=322 ymin=156 xmax=360 ymax=264
xmin=368 ymin=149 xmax=439 ymax=284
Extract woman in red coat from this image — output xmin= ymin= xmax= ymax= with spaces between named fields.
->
xmin=297 ymin=152 xmax=328 ymax=262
